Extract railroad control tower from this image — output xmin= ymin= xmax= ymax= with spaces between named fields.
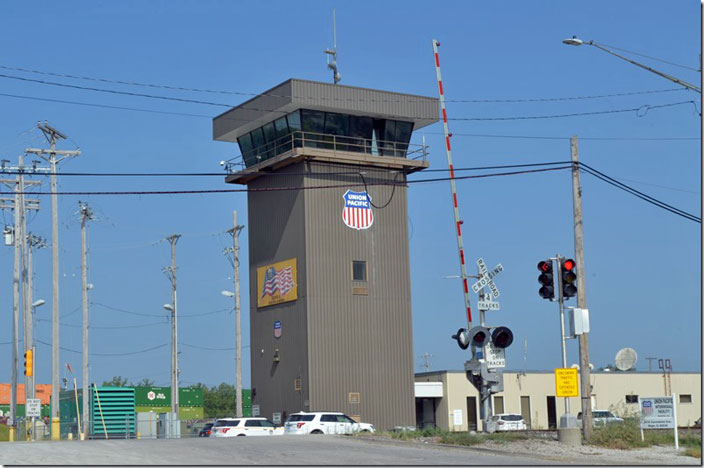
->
xmin=213 ymin=79 xmax=438 ymax=430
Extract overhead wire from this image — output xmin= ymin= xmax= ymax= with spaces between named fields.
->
xmin=36 ymin=338 xmax=168 ymax=356
xmin=0 ymin=74 xmax=698 ymax=121
xmin=0 ymin=63 xmax=688 ymax=101
xmin=577 ymin=162 xmax=700 ymax=223
xmin=596 ymin=42 xmax=701 ymax=72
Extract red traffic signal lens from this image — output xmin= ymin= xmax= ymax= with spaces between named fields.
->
xmin=537 ymin=261 xmax=552 ymax=273
xmin=562 ymin=259 xmax=575 ymax=271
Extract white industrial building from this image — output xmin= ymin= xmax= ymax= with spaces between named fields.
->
xmin=415 ymin=370 xmax=701 ymax=431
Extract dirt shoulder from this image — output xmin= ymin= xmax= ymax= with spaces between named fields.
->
xmin=366 ymin=433 xmax=700 ymax=465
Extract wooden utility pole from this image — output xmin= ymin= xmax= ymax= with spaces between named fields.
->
xmin=26 ymin=122 xmax=81 ymax=439
xmin=571 ymin=136 xmax=593 ymax=440
xmin=227 ymin=212 xmax=244 ymax=418
xmin=80 ymin=202 xmax=94 ymax=439
xmin=0 ymin=156 xmax=41 ymax=441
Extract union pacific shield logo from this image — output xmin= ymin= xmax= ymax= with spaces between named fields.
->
xmin=342 ymin=190 xmax=373 ymax=230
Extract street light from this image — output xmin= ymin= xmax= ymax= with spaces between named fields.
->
xmin=221 ymin=290 xmax=242 ymax=418
xmin=562 ymin=36 xmax=701 ymax=93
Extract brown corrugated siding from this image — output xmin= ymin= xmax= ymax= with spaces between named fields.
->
xmin=304 ymin=162 xmax=415 ymax=429
xmin=247 ymin=159 xmax=416 ymax=429
xmin=247 ymin=167 xmax=309 ymax=421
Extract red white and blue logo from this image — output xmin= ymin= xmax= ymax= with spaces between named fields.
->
xmin=274 ymin=320 xmax=282 ymax=339
xmin=342 ymin=190 xmax=373 ymax=230
xmin=641 ymin=400 xmax=653 ymax=416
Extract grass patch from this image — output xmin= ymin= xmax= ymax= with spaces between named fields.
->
xmin=0 ymin=423 xmax=9 ymax=442
xmin=586 ymin=420 xmax=650 ymax=449
xmin=381 ymin=428 xmax=529 ymax=447
xmin=588 ymin=420 xmax=702 ymax=455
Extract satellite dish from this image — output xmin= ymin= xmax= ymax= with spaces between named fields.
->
xmin=615 ymin=347 xmax=638 ymax=371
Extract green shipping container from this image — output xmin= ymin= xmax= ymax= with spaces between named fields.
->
xmin=132 ymin=387 xmax=203 ymax=407
xmin=133 ymin=386 xmax=170 ymax=407
xmin=179 ymin=406 xmax=204 ymax=419
xmin=179 ymin=388 xmax=203 ymax=407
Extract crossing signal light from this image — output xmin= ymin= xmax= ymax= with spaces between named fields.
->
xmin=467 ymin=326 xmax=491 ymax=348
xmin=491 ymin=326 xmax=514 ymax=349
xmin=561 ymin=258 xmax=577 ymax=299
xmin=451 ymin=328 xmax=470 ymax=350
xmin=24 ymin=349 xmax=33 ymax=377
xmin=537 ymin=260 xmax=554 ymax=300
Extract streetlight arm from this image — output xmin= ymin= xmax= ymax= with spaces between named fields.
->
xmin=588 ymin=41 xmax=701 ymax=93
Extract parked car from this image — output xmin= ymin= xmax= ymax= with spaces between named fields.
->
xmin=486 ymin=413 xmax=527 ymax=433
xmin=284 ymin=412 xmax=375 ymax=435
xmin=198 ymin=422 xmax=214 ymax=437
xmin=210 ymin=418 xmax=284 ymax=437
xmin=577 ymin=410 xmax=624 ymax=426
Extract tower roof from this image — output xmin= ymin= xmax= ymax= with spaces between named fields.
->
xmin=213 ymin=78 xmax=439 ymax=142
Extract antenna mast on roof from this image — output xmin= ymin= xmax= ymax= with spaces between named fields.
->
xmin=324 ymin=9 xmax=341 ymax=84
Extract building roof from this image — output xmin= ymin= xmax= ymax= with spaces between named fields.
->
xmin=213 ymin=78 xmax=439 ymax=142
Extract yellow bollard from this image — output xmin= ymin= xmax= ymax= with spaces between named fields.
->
xmin=68 ymin=432 xmax=73 ymax=440
xmin=9 ymin=426 xmax=16 ymax=441
xmin=51 ymin=417 xmax=60 ymax=440
xmin=137 ymin=431 xmax=141 ymax=440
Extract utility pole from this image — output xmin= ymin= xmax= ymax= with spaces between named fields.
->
xmin=163 ymin=234 xmax=181 ymax=422
xmin=0 ymin=157 xmax=42 ymax=441
xmin=419 ymin=353 xmax=434 ymax=372
xmin=26 ymin=121 xmax=81 ymax=439
xmin=226 ymin=212 xmax=244 ymax=418
xmin=79 ymin=202 xmax=94 ymax=439
xmin=571 ymin=136 xmax=593 ymax=440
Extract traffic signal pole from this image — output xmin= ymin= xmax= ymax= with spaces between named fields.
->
xmin=555 ymin=256 xmax=570 ymax=415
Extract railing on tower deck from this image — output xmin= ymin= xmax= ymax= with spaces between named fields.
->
xmin=222 ymin=130 xmax=428 ymax=173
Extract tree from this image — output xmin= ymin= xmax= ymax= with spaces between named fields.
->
xmin=131 ymin=378 xmax=155 ymax=387
xmin=101 ymin=376 xmax=128 ymax=387
xmin=193 ymin=382 xmax=235 ymax=418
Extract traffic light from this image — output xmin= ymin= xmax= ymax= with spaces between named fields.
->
xmin=24 ymin=349 xmax=33 ymax=377
xmin=561 ymin=258 xmax=577 ymax=299
xmin=537 ymin=260 xmax=554 ymax=300
xmin=451 ymin=328 xmax=470 ymax=350
xmin=491 ymin=326 xmax=514 ymax=348
xmin=467 ymin=326 xmax=491 ymax=348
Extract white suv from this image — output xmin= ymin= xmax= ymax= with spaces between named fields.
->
xmin=210 ymin=417 xmax=284 ymax=437
xmin=284 ymin=412 xmax=375 ymax=435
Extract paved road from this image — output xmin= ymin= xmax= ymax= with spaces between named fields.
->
xmin=0 ymin=435 xmax=562 ymax=465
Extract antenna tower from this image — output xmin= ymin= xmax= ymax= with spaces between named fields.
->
xmin=324 ymin=9 xmax=341 ymax=84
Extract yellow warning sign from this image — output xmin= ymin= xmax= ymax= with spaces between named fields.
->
xmin=554 ymin=368 xmax=579 ymax=397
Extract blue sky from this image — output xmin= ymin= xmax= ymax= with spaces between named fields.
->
xmin=0 ymin=1 xmax=700 ymax=390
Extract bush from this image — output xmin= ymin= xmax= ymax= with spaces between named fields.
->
xmin=587 ymin=419 xmax=649 ymax=449
xmin=438 ymin=431 xmax=483 ymax=446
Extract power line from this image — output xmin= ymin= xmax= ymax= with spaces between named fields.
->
xmin=597 ymin=43 xmax=701 ymax=72
xmin=36 ymin=338 xmax=168 ymax=356
xmin=36 ymin=317 xmax=166 ymax=329
xmin=449 ymin=101 xmax=699 ymax=121
xmin=578 ymin=162 xmax=700 ymax=223
xmin=0 ymin=74 xmax=698 ymax=121
xmin=181 ymin=342 xmax=251 ymax=351
xmin=425 ymin=132 xmax=699 ymax=141
xmin=0 ymin=63 xmax=687 ymax=101
xmin=0 ymin=162 xmax=696 ymax=223
xmin=447 ymin=88 xmax=687 ymax=102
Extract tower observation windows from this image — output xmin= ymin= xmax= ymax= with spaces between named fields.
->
xmin=236 ymin=109 xmax=414 ymax=168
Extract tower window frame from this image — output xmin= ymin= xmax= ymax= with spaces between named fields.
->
xmin=352 ymin=260 xmax=367 ymax=282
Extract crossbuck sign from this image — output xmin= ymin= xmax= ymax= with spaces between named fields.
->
xmin=472 ymin=258 xmax=503 ymax=310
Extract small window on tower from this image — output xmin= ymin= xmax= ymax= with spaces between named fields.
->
xmin=352 ymin=261 xmax=367 ymax=281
